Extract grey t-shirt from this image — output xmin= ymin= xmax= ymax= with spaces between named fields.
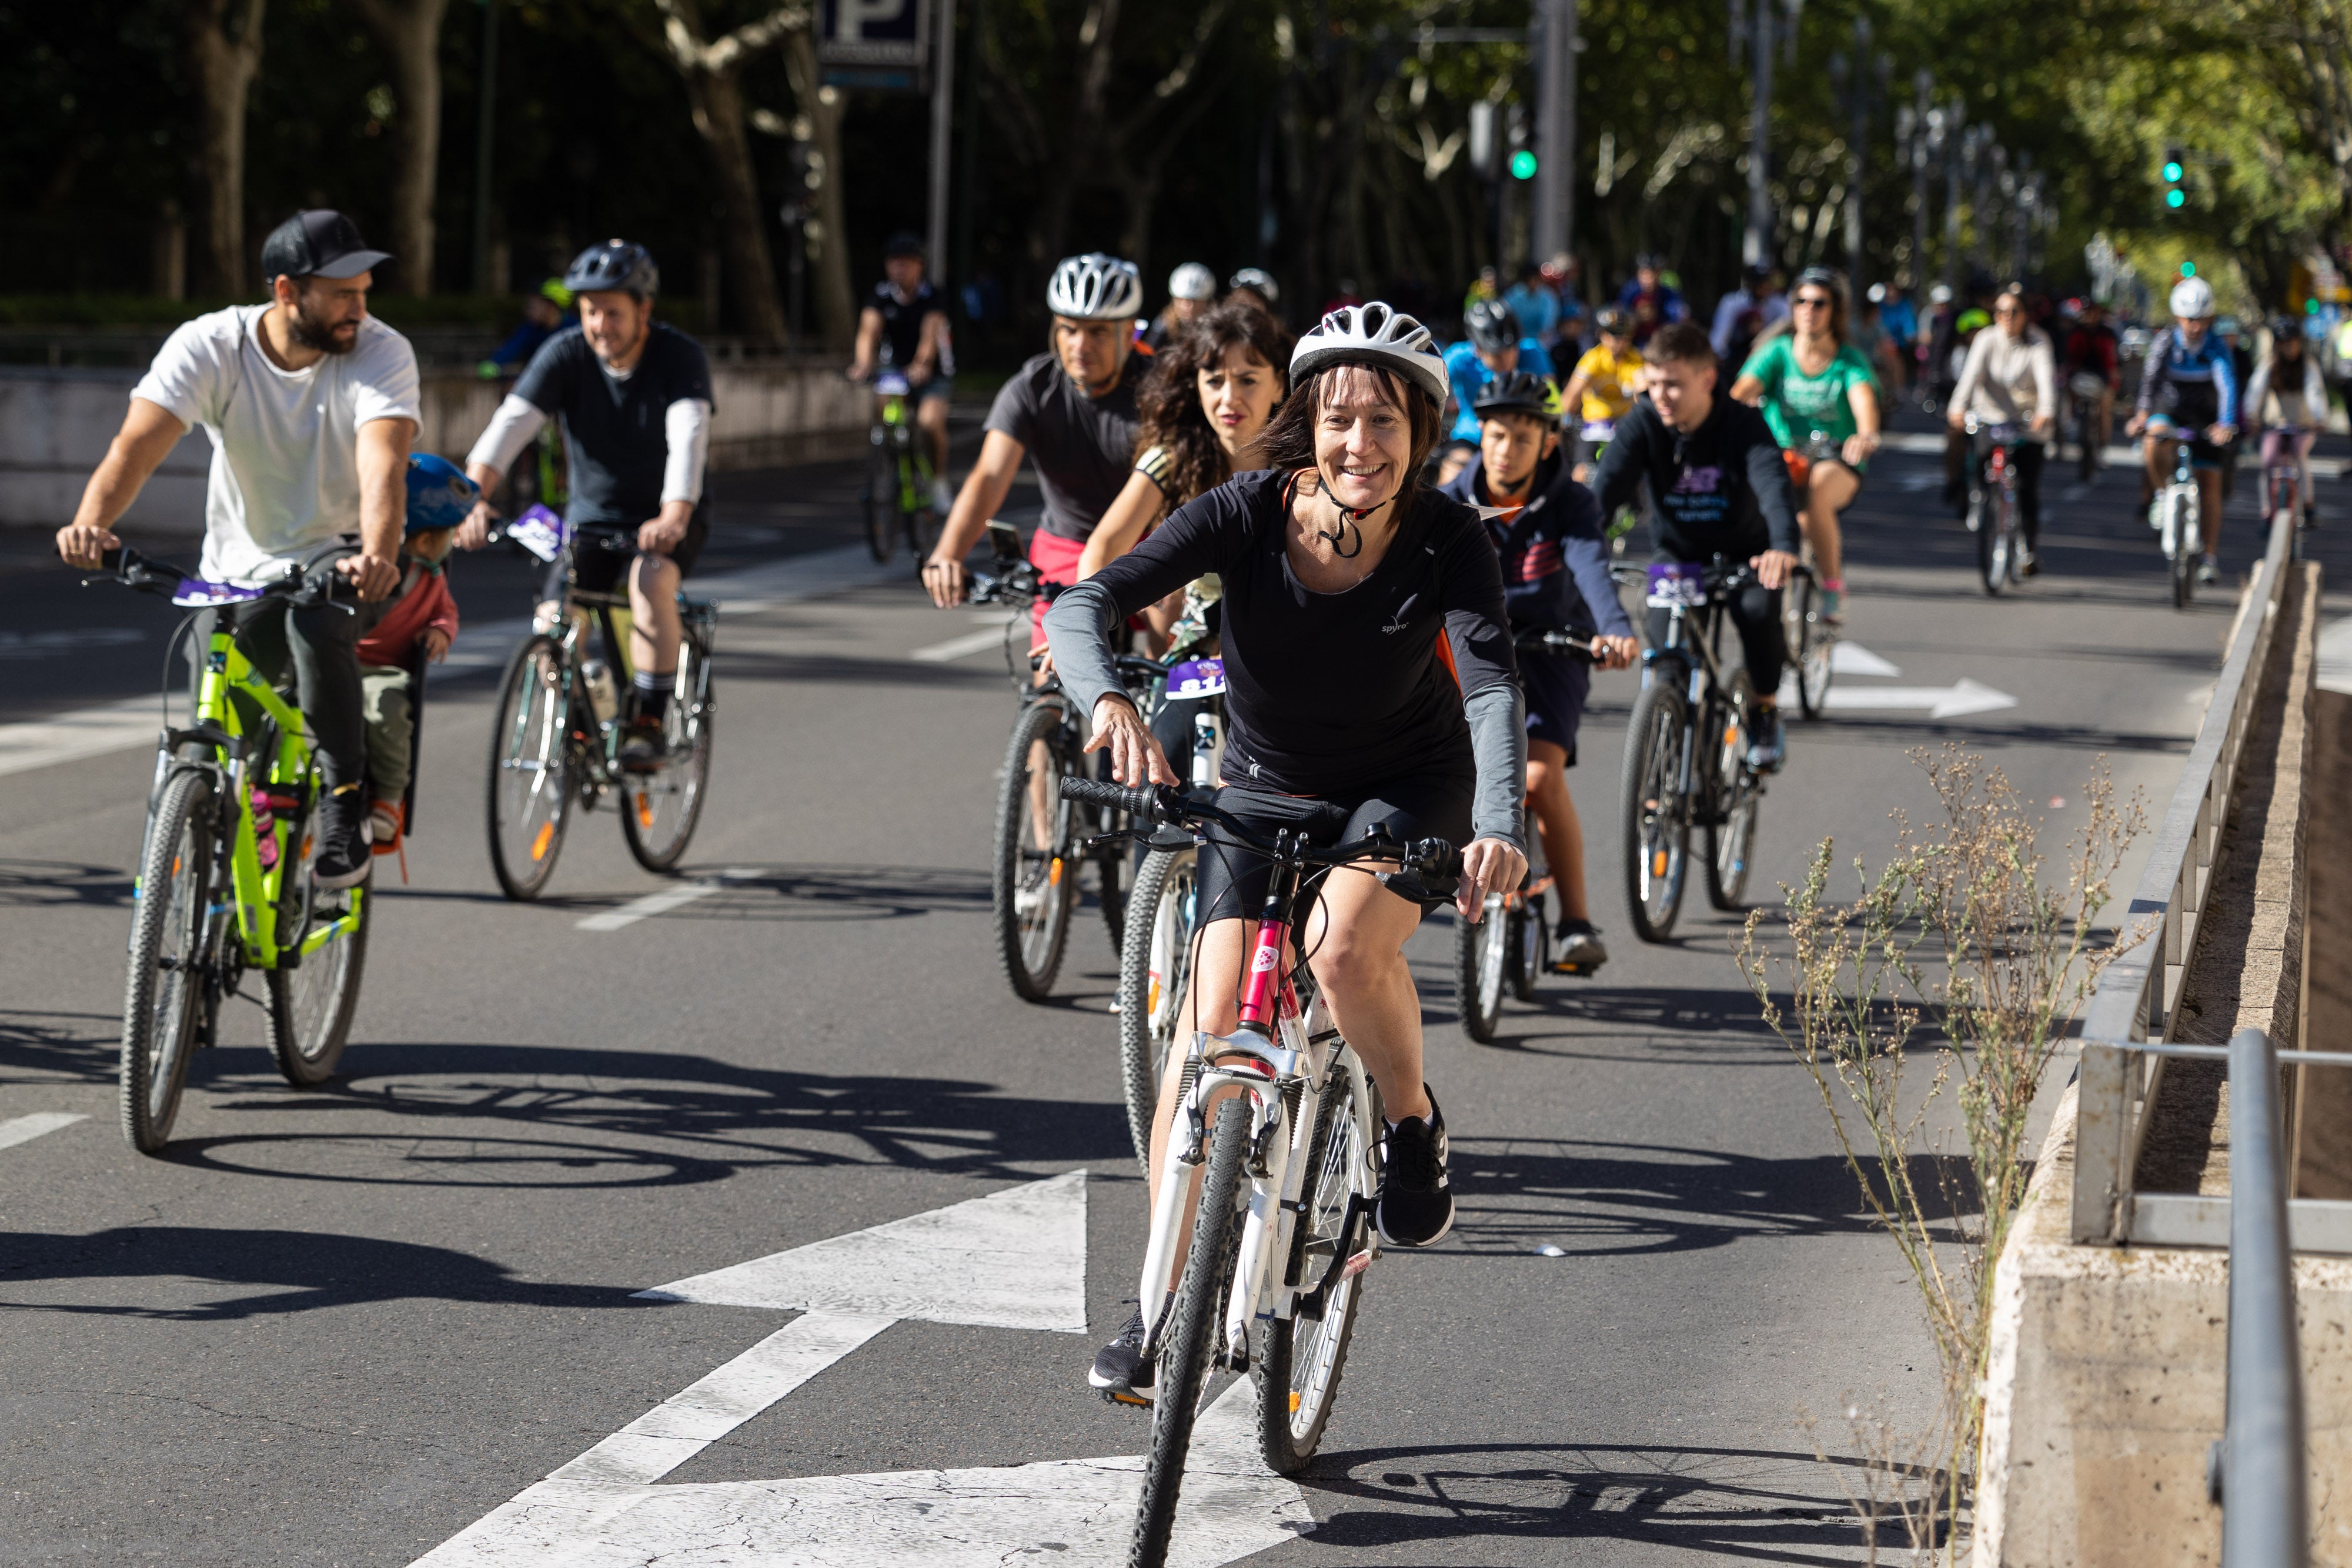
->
xmin=982 ymin=351 xmax=1142 ymax=541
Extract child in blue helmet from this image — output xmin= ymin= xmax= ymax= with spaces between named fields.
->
xmin=357 ymin=454 xmax=473 ymax=854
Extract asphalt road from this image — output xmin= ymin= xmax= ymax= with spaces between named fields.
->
xmin=1 ymin=413 xmax=2344 ymax=1566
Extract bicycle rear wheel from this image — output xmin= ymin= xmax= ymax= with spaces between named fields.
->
xmin=1979 ymin=487 xmax=2013 ymax=595
xmin=265 ymin=865 xmax=370 ymax=1087
xmin=1132 ymin=1096 xmax=1250 ymax=1567
xmin=486 ymin=635 xmax=576 ymax=901
xmin=2168 ymin=493 xmax=2196 ymax=609
xmin=121 ymin=769 xmax=215 ymax=1154
xmin=1257 ymin=1072 xmax=1375 ymax=1473
xmin=1621 ymin=679 xmax=1690 ymax=944
xmin=863 ymin=440 xmax=897 ymax=563
xmin=1118 ymin=846 xmax=1196 ymax=1171
xmin=1785 ymin=576 xmax=1833 ymax=719
xmin=1454 ymin=894 xmax=1508 ymax=1043
xmin=991 ymin=699 xmax=1078 ymax=1001
xmin=1507 ymin=888 xmax=1547 ymax=1002
xmin=1704 ymin=675 xmax=1759 ymax=912
xmin=620 ymin=620 xmax=715 ymax=872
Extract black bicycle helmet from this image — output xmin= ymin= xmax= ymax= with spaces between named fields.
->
xmin=884 ymin=230 xmax=926 ymax=259
xmin=1593 ymin=305 xmax=1633 ymax=338
xmin=1470 ymin=370 xmax=1563 ymax=422
xmin=563 ymin=239 xmax=660 ymax=300
xmin=1464 ymin=298 xmax=1521 ymax=352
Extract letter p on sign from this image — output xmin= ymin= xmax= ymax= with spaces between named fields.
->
xmin=838 ymin=0 xmax=910 ymax=36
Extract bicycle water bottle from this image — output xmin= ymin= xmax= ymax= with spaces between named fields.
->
xmin=581 ymin=660 xmax=620 ymax=724
xmin=251 ymin=790 xmax=279 ymax=871
xmin=1191 ymin=713 xmax=1218 ymax=791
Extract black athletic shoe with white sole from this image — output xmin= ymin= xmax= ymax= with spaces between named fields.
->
xmin=1376 ymin=1090 xmax=1455 ymax=1247
xmin=312 ymin=783 xmax=372 ymax=891
xmin=1089 ymin=1309 xmax=1154 ymax=1405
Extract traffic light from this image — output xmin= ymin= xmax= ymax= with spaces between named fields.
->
xmin=1511 ymin=149 xmax=1538 ymax=180
xmin=2163 ymin=146 xmax=2186 ymax=209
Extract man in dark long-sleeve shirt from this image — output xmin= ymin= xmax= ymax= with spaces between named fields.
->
xmin=1588 ymin=321 xmax=1803 ymax=769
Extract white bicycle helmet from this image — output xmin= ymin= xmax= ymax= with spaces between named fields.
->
xmin=2170 ymin=275 xmax=2216 ymax=319
xmin=1047 ymin=253 xmax=1144 ymax=321
xmin=1168 ymin=262 xmax=1217 ymax=302
xmin=1229 ymin=267 xmax=1281 ymax=305
xmin=1289 ymin=303 xmax=1448 ymax=410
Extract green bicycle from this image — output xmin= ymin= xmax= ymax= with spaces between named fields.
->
xmin=861 ymin=370 xmax=941 ymax=566
xmin=89 ymin=546 xmax=372 ymax=1153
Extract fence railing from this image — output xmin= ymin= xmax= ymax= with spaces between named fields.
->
xmin=2203 ymin=1027 xmax=2310 ymax=1566
xmin=2066 ymin=502 xmax=2352 ymax=1248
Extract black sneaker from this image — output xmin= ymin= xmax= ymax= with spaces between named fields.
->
xmin=1746 ymin=707 xmax=1787 ymax=773
xmin=1088 ymin=1310 xmax=1154 ymax=1405
xmin=312 ymin=784 xmax=370 ymax=891
xmin=1377 ymin=1090 xmax=1455 ymax=1248
xmin=617 ymin=718 xmax=668 ymax=773
xmin=1555 ymin=919 xmax=1608 ymax=975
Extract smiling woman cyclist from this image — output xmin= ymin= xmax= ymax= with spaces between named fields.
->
xmin=1046 ymin=304 xmax=1528 ymax=1400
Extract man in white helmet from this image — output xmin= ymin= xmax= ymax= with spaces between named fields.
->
xmin=1145 ymin=262 xmax=1217 ymax=352
xmin=2127 ymin=274 xmax=2239 ymax=583
xmin=923 ymin=253 xmax=1146 ymax=627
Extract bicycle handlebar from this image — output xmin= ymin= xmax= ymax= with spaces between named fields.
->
xmin=1514 ymin=628 xmax=1603 ymax=662
xmin=81 ymin=544 xmax=356 ymax=611
xmin=1059 ymin=777 xmax=1462 ymax=880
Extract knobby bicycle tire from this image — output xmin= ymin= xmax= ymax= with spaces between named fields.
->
xmin=991 ymin=700 xmax=1078 ymax=1001
xmin=1506 ymin=881 xmax=1547 ymax=1002
xmin=620 ymin=625 xmax=716 ymax=872
xmin=1131 ymin=1096 xmax=1250 ymax=1568
xmin=863 ymin=440 xmax=898 ymax=564
xmin=1786 ymin=576 xmax=1833 ymax=720
xmin=1257 ymin=1078 xmax=1372 ymax=1473
xmin=121 ymin=768 xmax=215 ymax=1154
xmin=1118 ymin=846 xmax=1195 ymax=1171
xmin=1703 ymin=673 xmax=1759 ymax=912
xmin=1453 ymin=895 xmax=1508 ymax=1043
xmin=1621 ymin=679 xmax=1691 ymax=944
xmin=486 ymin=635 xmax=576 ymax=901
xmin=265 ymin=869 xmax=370 ymax=1086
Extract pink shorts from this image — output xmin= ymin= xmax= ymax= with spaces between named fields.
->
xmin=1027 ymin=528 xmax=1087 ymax=647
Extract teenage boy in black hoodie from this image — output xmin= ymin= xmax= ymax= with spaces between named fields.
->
xmin=1588 ymin=320 xmax=1803 ymax=771
xmin=1440 ymin=372 xmax=1641 ymax=972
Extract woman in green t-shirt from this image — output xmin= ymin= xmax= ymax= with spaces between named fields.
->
xmin=1730 ymin=266 xmax=1882 ymax=622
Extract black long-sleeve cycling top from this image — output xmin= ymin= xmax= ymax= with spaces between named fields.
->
xmin=1589 ymin=389 xmax=1803 ymax=563
xmin=1045 ymin=468 xmax=1521 ymax=801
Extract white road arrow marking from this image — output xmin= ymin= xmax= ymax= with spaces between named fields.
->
xmin=1816 ymin=677 xmax=2019 ymax=718
xmin=1828 ymin=641 xmax=1902 ymax=677
xmin=910 ymin=613 xmax=1016 ymax=664
xmin=0 ymin=1112 xmax=85 ymax=1152
xmin=410 ymin=1172 xmax=1309 ymax=1567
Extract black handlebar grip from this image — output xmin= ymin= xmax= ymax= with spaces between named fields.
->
xmin=1058 ymin=777 xmax=1159 ymax=820
xmin=1409 ymin=837 xmax=1462 ymax=878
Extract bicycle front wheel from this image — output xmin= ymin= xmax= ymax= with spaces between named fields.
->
xmin=1621 ymin=679 xmax=1691 ymax=944
xmin=1704 ymin=676 xmax=1759 ymax=912
xmin=1785 ymin=576 xmax=1833 ymax=719
xmin=486 ymin=635 xmax=576 ymax=901
xmin=2169 ymin=494 xmax=2196 ymax=609
xmin=121 ymin=768 xmax=215 ymax=1154
xmin=1454 ymin=894 xmax=1509 ymax=1043
xmin=863 ymin=440 xmax=897 ymax=563
xmin=991 ymin=699 xmax=1077 ymax=1001
xmin=1118 ymin=846 xmax=1196 ymax=1171
xmin=1979 ymin=487 xmax=2013 ymax=596
xmin=1507 ymin=888 xmax=1547 ymax=1002
xmin=1132 ymin=1095 xmax=1250 ymax=1567
xmin=1257 ymin=1072 xmax=1376 ymax=1473
xmin=621 ymin=624 xmax=715 ymax=872
xmin=265 ymin=877 xmax=370 ymax=1087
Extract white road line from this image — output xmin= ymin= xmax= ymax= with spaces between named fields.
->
xmin=2320 ymin=616 xmax=2352 ymax=696
xmin=1878 ymin=427 xmax=2346 ymax=479
xmin=0 ymin=697 xmax=167 ymax=780
xmin=910 ymin=616 xmax=1015 ymax=663
xmin=575 ymin=868 xmax=762 ymax=931
xmin=0 ymin=1112 xmax=87 ymax=1152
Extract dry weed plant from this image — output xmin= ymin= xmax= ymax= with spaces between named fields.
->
xmin=1736 ymin=747 xmax=2146 ymax=1564
xmin=1796 ymin=1395 xmax=1944 ymax=1565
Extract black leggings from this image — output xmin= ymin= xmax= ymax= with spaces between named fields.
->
xmin=1643 ymin=584 xmax=1786 ymax=698
xmin=201 ymin=598 xmax=366 ymax=790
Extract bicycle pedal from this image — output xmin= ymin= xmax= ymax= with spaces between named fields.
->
xmin=1552 ymin=959 xmax=1602 ymax=977
xmin=1101 ymin=1388 xmax=1153 ymax=1409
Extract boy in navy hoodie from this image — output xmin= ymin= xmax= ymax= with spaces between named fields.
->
xmin=1440 ymin=373 xmax=1640 ymax=972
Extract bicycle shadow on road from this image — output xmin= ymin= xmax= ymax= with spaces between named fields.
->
xmin=0 ymin=1223 xmax=650 ymax=1321
xmin=1432 ymin=1137 xmax=1966 ymax=1259
xmin=151 ymin=1040 xmax=1133 ymax=1188
xmin=1294 ymin=1437 xmax=1936 ymax=1564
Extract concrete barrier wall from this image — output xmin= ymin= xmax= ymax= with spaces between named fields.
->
xmin=0 ymin=361 xmax=867 ymax=536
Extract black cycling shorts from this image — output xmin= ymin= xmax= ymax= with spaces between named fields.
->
xmin=543 ymin=509 xmax=710 ymax=601
xmin=1520 ymin=646 xmax=1590 ymax=766
xmin=1192 ymin=768 xmax=1474 ymax=927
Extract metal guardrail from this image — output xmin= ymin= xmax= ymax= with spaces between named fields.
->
xmin=2070 ymin=503 xmax=2311 ymax=1247
xmin=2206 ymin=1027 xmax=2308 ymax=1567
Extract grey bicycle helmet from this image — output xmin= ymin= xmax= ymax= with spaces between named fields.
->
xmin=563 ymin=240 xmax=659 ymax=300
xmin=1229 ymin=267 xmax=1280 ymax=305
xmin=1291 ymin=302 xmax=1448 ymax=410
xmin=1464 ymin=297 xmax=1521 ymax=352
xmin=1047 ymin=253 xmax=1144 ymax=321
xmin=1168 ymin=262 xmax=1217 ymax=302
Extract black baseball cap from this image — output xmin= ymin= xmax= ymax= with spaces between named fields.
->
xmin=260 ymin=210 xmax=393 ymax=283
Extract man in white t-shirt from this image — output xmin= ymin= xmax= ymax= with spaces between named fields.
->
xmin=56 ymin=209 xmax=419 ymax=888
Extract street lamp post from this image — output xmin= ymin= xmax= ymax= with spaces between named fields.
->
xmin=1907 ymin=71 xmax=1935 ymax=312
xmin=1732 ymin=0 xmax=1802 ymax=268
xmin=1531 ymin=0 xmax=1579 ymax=263
xmin=1943 ymin=102 xmax=1965 ymax=291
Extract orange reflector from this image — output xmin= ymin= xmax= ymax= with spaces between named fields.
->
xmin=171 ymin=855 xmax=182 ymax=878
xmin=1724 ymin=726 xmax=1738 ymax=746
xmin=530 ymin=823 xmax=555 ymax=861
xmin=1289 ymin=1390 xmax=1302 ymax=1413
xmin=1147 ymin=978 xmax=1161 ymax=1014
xmin=1048 ymin=857 xmax=1064 ymax=886
xmin=1652 ymin=850 xmax=1668 ymax=877
xmin=636 ymin=791 xmax=653 ymax=828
